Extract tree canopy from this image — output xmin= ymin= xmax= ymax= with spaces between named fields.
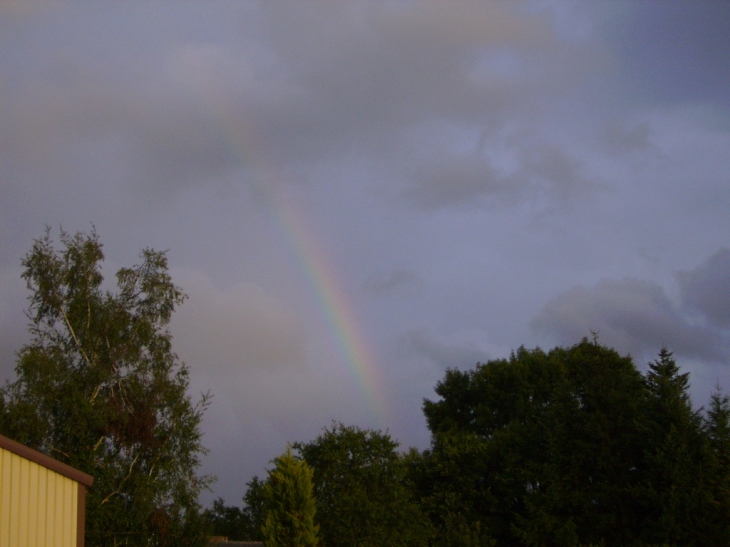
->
xmin=0 ymin=228 xmax=212 ymax=547
xmin=413 ymin=340 xmax=730 ymax=547
xmin=295 ymin=423 xmax=433 ymax=547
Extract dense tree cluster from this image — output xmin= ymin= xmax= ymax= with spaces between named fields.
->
xmin=213 ymin=341 xmax=730 ymax=547
xmin=411 ymin=341 xmax=730 ymax=547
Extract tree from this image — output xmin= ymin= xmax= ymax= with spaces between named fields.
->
xmin=638 ymin=348 xmax=710 ymax=546
xmin=703 ymin=388 xmax=730 ymax=544
xmin=0 ymin=228 xmax=212 ymax=547
xmin=419 ymin=341 xmax=650 ymax=547
xmin=295 ymin=423 xmax=432 ymax=547
xmin=243 ymin=475 xmax=268 ymax=540
xmin=204 ymin=498 xmax=250 ymax=542
xmin=261 ymin=445 xmax=319 ymax=547
xmin=203 ymin=476 xmax=268 ymax=541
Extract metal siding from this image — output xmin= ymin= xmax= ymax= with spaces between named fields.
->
xmin=0 ymin=448 xmax=7 ymax=546
xmin=37 ymin=467 xmax=48 ymax=547
xmin=0 ymin=447 xmax=79 ymax=547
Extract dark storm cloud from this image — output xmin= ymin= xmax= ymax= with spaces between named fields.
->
xmin=405 ymin=139 xmax=600 ymax=208
xmin=618 ymin=1 xmax=730 ymax=106
xmin=254 ymin=2 xmax=612 ymax=207
xmin=677 ymin=248 xmax=730 ymax=328
xmin=1 ymin=1 xmax=612 ymax=212
xmin=406 ymin=153 xmax=506 ymax=208
xmin=532 ymin=277 xmax=724 ymax=363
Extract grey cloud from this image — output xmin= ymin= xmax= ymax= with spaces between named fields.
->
xmin=406 ymin=154 xmax=507 ymax=208
xmin=602 ymin=123 xmax=652 ymax=156
xmin=132 ymin=105 xmax=239 ymax=192
xmin=677 ymin=248 xmax=730 ymax=328
xmin=532 ymin=277 xmax=724 ymax=362
xmin=170 ymin=271 xmax=307 ymax=372
xmin=363 ymin=268 xmax=421 ymax=297
xmin=1 ymin=1 xmax=612 ymax=211
xmin=2 ymin=78 xmax=242 ymax=199
xmin=405 ymin=139 xmax=600 ymax=209
xmin=523 ymin=143 xmax=603 ymax=200
xmin=254 ymin=3 xmax=606 ymax=165
xmin=403 ymin=328 xmax=489 ymax=371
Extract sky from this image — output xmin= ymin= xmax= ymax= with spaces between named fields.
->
xmin=1 ymin=1 xmax=730 ymax=507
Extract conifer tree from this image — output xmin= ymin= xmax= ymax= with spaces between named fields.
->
xmin=703 ymin=389 xmax=730 ymax=544
xmin=640 ymin=348 xmax=708 ymax=546
xmin=262 ymin=446 xmax=319 ymax=547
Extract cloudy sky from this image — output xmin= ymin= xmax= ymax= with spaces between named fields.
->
xmin=2 ymin=1 xmax=729 ymax=506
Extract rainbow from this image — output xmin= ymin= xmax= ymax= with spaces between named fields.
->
xmin=269 ymin=193 xmax=390 ymax=428
xmin=197 ymin=82 xmax=389 ymax=427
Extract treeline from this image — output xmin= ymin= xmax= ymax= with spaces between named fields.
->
xmin=209 ymin=341 xmax=730 ymax=547
xmin=3 ymin=230 xmax=729 ymax=546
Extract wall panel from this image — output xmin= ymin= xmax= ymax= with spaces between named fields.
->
xmin=0 ymin=447 xmax=79 ymax=547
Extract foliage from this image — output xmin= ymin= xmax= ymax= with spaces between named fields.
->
xmin=204 ymin=476 xmax=271 ymax=541
xmin=637 ymin=349 xmax=709 ymax=546
xmin=295 ymin=423 xmax=433 ymax=547
xmin=416 ymin=340 xmax=727 ymax=547
xmin=261 ymin=445 xmax=319 ymax=547
xmin=703 ymin=388 xmax=730 ymax=542
xmin=243 ymin=475 xmax=268 ymax=540
xmin=204 ymin=498 xmax=250 ymax=542
xmin=0 ymin=228 xmax=212 ymax=547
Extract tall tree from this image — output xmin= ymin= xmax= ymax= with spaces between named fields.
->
xmin=295 ymin=423 xmax=432 ymax=547
xmin=703 ymin=389 xmax=730 ymax=544
xmin=638 ymin=349 xmax=709 ymax=546
xmin=261 ymin=446 xmax=319 ymax=547
xmin=420 ymin=341 xmax=649 ymax=547
xmin=0 ymin=228 xmax=212 ymax=547
xmin=243 ymin=476 xmax=268 ymax=540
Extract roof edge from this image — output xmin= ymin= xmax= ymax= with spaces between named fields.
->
xmin=0 ymin=433 xmax=94 ymax=487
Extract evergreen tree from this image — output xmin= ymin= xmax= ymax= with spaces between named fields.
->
xmin=262 ymin=446 xmax=319 ymax=547
xmin=639 ymin=349 xmax=708 ymax=546
xmin=701 ymin=389 xmax=730 ymax=544
xmin=0 ymin=228 xmax=212 ymax=547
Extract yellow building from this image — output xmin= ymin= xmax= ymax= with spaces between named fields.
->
xmin=0 ymin=434 xmax=93 ymax=547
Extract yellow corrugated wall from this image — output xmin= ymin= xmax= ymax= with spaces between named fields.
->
xmin=0 ymin=446 xmax=78 ymax=547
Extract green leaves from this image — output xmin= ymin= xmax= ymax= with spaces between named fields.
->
xmin=0 ymin=228 xmax=211 ymax=547
xmin=419 ymin=340 xmax=723 ymax=547
xmin=295 ymin=423 xmax=433 ymax=547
